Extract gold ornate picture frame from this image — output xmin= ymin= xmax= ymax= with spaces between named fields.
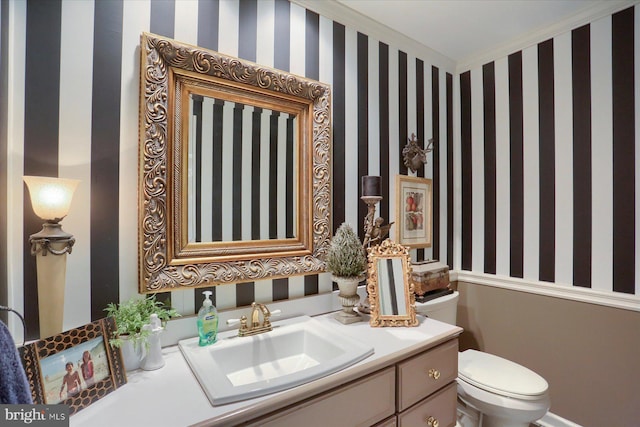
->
xmin=396 ymin=175 xmax=432 ymax=248
xmin=19 ymin=317 xmax=126 ymax=415
xmin=367 ymin=239 xmax=419 ymax=327
xmin=138 ymin=32 xmax=332 ymax=292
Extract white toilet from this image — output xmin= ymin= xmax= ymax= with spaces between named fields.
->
xmin=416 ymin=291 xmax=550 ymax=427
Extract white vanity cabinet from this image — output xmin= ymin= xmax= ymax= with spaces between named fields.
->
xmin=397 ymin=338 xmax=459 ymax=426
xmin=244 ymin=338 xmax=459 ymax=427
xmin=70 ymin=313 xmax=462 ymax=427
xmin=245 ymin=367 xmax=397 ymax=427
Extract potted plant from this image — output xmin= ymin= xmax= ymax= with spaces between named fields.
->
xmin=326 ymin=223 xmax=367 ymax=324
xmin=104 ymin=295 xmax=179 ymax=370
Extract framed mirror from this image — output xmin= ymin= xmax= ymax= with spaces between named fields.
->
xmin=367 ymin=239 xmax=418 ymax=327
xmin=138 ymin=33 xmax=331 ymax=292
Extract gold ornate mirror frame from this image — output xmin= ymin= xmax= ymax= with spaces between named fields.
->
xmin=138 ymin=33 xmax=331 ymax=292
xmin=367 ymin=239 xmax=419 ymax=327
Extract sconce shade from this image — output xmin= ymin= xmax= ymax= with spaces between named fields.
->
xmin=23 ymin=176 xmax=79 ymax=222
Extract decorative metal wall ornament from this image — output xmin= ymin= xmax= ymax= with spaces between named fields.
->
xmin=139 ymin=33 xmax=332 ymax=292
xmin=402 ymin=133 xmax=434 ymax=173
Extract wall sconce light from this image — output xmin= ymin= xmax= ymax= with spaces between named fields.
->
xmin=23 ymin=175 xmax=79 ymax=338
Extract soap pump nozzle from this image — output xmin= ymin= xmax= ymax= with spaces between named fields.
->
xmin=202 ymin=290 xmax=212 ymax=306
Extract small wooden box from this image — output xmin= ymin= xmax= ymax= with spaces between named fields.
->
xmin=411 ymin=260 xmax=450 ymax=295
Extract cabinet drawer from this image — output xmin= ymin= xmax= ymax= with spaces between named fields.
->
xmin=398 ymin=382 xmax=457 ymax=427
xmin=247 ymin=367 xmax=396 ymax=427
xmin=373 ymin=415 xmax=397 ymax=427
xmin=397 ymin=339 xmax=458 ymax=411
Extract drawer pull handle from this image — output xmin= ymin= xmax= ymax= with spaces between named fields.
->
xmin=428 ymin=368 xmax=441 ymax=380
xmin=425 ymin=416 xmax=439 ymax=427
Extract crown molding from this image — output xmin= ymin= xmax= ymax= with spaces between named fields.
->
xmin=291 ymin=0 xmax=456 ymax=72
xmin=455 ymin=0 xmax=638 ymax=73
xmin=291 ymin=0 xmax=638 ymax=76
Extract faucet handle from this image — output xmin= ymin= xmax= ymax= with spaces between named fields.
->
xmin=229 ymin=306 xmax=280 ymax=337
xmin=227 ymin=315 xmax=248 ymax=332
xmin=261 ymin=309 xmax=281 ymax=328
xmin=228 ymin=311 xmax=280 ymax=324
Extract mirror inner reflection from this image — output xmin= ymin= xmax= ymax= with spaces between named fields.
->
xmin=377 ymin=257 xmax=408 ymax=316
xmin=187 ymin=94 xmax=298 ymax=243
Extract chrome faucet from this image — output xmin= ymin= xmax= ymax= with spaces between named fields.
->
xmin=228 ymin=302 xmax=281 ymax=337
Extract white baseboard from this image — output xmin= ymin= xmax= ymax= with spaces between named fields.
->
xmin=537 ymin=412 xmax=583 ymax=427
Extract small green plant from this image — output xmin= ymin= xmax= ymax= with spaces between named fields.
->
xmin=104 ymin=295 xmax=180 ymax=349
xmin=326 ymin=223 xmax=367 ymax=278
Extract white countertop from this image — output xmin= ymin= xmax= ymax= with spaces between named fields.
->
xmin=70 ymin=312 xmax=461 ymax=427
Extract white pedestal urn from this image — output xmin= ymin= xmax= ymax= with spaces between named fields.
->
xmin=333 ymin=275 xmax=364 ymax=324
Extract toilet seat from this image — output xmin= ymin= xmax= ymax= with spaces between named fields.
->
xmin=458 ymin=350 xmax=548 ymax=400
xmin=457 ymin=377 xmax=550 ymax=424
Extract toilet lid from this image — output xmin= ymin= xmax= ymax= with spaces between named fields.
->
xmin=458 ymin=350 xmax=548 ymax=398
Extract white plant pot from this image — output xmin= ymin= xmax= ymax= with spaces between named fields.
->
xmin=119 ymin=336 xmax=145 ymax=372
xmin=332 ymin=275 xmax=364 ymax=324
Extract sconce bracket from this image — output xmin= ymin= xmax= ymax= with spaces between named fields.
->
xmin=29 ymin=223 xmax=75 ymax=256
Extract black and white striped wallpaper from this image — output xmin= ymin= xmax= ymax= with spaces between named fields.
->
xmin=189 ymin=97 xmax=297 ymax=243
xmin=5 ymin=0 xmax=453 ymax=339
xmin=458 ymin=5 xmax=639 ymax=296
xmin=8 ymin=0 xmax=635 ymax=340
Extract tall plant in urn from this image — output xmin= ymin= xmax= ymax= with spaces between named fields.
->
xmin=326 ymin=223 xmax=367 ymax=324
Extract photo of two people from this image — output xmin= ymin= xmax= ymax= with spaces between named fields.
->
xmin=39 ymin=336 xmax=110 ymax=404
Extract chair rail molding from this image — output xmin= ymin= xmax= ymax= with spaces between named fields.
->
xmin=451 ymin=270 xmax=640 ymax=312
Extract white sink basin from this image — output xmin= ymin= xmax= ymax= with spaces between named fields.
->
xmin=178 ymin=315 xmax=374 ymax=405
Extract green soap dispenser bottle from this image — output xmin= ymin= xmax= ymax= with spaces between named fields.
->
xmin=197 ymin=291 xmax=218 ymax=346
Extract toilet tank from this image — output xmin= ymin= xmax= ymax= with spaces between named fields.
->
xmin=415 ymin=291 xmax=459 ymax=325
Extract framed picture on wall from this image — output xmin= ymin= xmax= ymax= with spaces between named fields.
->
xmin=395 ymin=175 xmax=432 ymax=248
xmin=19 ymin=317 xmax=127 ymax=416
